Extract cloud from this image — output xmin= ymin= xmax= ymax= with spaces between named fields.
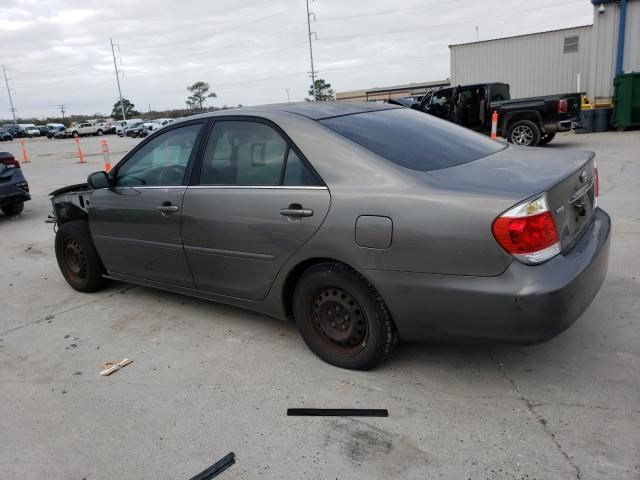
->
xmin=0 ymin=0 xmax=592 ymax=118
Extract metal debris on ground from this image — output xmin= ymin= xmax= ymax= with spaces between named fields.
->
xmin=99 ymin=358 xmax=133 ymax=376
xmin=188 ymin=452 xmax=236 ymax=480
xmin=287 ymin=408 xmax=389 ymax=417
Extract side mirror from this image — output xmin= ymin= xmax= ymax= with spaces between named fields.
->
xmin=87 ymin=171 xmax=111 ymax=190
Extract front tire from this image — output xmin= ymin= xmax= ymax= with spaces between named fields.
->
xmin=293 ymin=262 xmax=398 ymax=370
xmin=507 ymin=120 xmax=541 ymax=146
xmin=96 ymin=129 xmax=103 ymax=136
xmin=55 ymin=221 xmax=108 ymax=292
xmin=1 ymin=201 xmax=24 ymax=216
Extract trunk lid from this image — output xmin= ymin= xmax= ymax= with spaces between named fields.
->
xmin=426 ymin=144 xmax=597 ymax=252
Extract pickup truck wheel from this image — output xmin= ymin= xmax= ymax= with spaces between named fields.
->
xmin=507 ymin=120 xmax=540 ymax=147
xmin=538 ymin=131 xmax=556 ymax=145
xmin=293 ymin=262 xmax=398 ymax=370
xmin=55 ymin=220 xmax=108 ymax=292
xmin=1 ymin=201 xmax=24 ymax=216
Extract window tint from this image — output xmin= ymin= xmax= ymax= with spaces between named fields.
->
xmin=199 ymin=121 xmax=287 ymax=186
xmin=490 ymin=84 xmax=510 ymax=102
xmin=283 ymin=149 xmax=320 ymax=186
xmin=116 ymin=124 xmax=201 ymax=187
xmin=320 ymin=108 xmax=505 ymax=172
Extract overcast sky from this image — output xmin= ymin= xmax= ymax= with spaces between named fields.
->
xmin=1 ymin=0 xmax=593 ymax=119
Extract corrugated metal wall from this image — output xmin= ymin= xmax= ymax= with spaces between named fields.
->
xmin=450 ymin=26 xmax=592 ymax=99
xmin=590 ymin=0 xmax=640 ymax=98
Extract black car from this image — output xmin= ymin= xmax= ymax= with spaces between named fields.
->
xmin=36 ymin=125 xmax=49 ymax=136
xmin=2 ymin=124 xmax=27 ymax=139
xmin=0 ymin=152 xmax=30 ymax=216
xmin=0 ymin=128 xmax=13 ymax=141
xmin=47 ymin=125 xmax=66 ymax=139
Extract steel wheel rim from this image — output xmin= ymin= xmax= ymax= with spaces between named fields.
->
xmin=512 ymin=125 xmax=534 ymax=145
xmin=309 ymin=286 xmax=368 ymax=356
xmin=62 ymin=239 xmax=87 ymax=283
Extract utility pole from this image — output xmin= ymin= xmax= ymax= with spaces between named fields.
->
xmin=475 ymin=25 xmax=479 ymax=41
xmin=58 ymin=104 xmax=66 ymax=122
xmin=2 ymin=65 xmax=17 ymax=124
xmin=285 ymin=88 xmax=291 ymax=103
xmin=110 ymin=38 xmax=126 ymax=121
xmin=306 ymin=0 xmax=317 ymax=101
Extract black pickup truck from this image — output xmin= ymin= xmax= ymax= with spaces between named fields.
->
xmin=393 ymin=82 xmax=581 ymax=147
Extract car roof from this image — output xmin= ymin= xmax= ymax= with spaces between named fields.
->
xmin=188 ymin=101 xmax=403 ymax=121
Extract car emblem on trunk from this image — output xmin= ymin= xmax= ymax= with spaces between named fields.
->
xmin=579 ymin=170 xmax=587 ymax=184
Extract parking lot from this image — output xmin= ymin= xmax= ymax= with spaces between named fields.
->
xmin=0 ymin=132 xmax=638 ymax=479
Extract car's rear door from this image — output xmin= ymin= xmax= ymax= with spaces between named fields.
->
xmin=89 ymin=120 xmax=206 ymax=287
xmin=181 ymin=118 xmax=330 ymax=300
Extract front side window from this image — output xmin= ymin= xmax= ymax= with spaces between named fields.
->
xmin=115 ymin=123 xmax=202 ymax=187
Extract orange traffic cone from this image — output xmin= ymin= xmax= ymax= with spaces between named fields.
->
xmin=75 ymin=137 xmax=86 ymax=163
xmin=19 ymin=139 xmax=30 ymax=163
xmin=491 ymin=111 xmax=498 ymax=139
xmin=101 ymin=139 xmax=111 ymax=172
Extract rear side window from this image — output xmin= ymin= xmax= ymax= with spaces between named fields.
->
xmin=320 ymin=108 xmax=505 ymax=172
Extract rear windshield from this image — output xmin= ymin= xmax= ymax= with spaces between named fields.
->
xmin=320 ymin=108 xmax=505 ymax=172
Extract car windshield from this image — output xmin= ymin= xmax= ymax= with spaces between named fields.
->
xmin=320 ymin=108 xmax=506 ymax=172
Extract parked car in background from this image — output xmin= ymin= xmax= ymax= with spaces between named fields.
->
xmin=46 ymin=124 xmax=66 ymax=139
xmin=0 ymin=128 xmax=13 ymax=141
xmin=36 ymin=125 xmax=49 ymax=136
xmin=120 ymin=121 xmax=144 ymax=137
xmin=19 ymin=124 xmax=41 ymax=137
xmin=127 ymin=122 xmax=159 ymax=138
xmin=2 ymin=124 xmax=27 ymax=138
xmin=404 ymin=82 xmax=581 ymax=146
xmin=115 ymin=119 xmax=143 ymax=135
xmin=154 ymin=118 xmax=175 ymax=128
xmin=68 ymin=122 xmax=104 ymax=137
xmin=0 ymin=152 xmax=30 ymax=216
xmin=103 ymin=121 xmax=117 ymax=134
xmin=49 ymin=102 xmax=610 ymax=370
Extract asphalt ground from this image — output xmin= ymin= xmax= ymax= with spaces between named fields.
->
xmin=0 ymin=131 xmax=638 ymax=479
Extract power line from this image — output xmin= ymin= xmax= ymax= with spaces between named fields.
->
xmin=110 ymin=38 xmax=126 ymax=120
xmin=306 ymin=0 xmax=317 ymax=100
xmin=2 ymin=65 xmax=17 ymax=123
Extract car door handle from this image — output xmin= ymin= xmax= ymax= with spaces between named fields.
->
xmin=156 ymin=203 xmax=179 ymax=216
xmin=280 ymin=204 xmax=313 ymax=218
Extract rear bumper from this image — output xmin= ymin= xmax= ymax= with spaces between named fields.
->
xmin=544 ymin=119 xmax=576 ymax=132
xmin=366 ymin=208 xmax=611 ymax=343
xmin=0 ymin=185 xmax=30 ymax=206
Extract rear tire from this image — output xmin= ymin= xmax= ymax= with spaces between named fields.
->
xmin=293 ymin=262 xmax=398 ymax=370
xmin=1 ymin=201 xmax=24 ymax=216
xmin=55 ymin=220 xmax=108 ymax=292
xmin=507 ymin=120 xmax=541 ymax=147
xmin=538 ymin=131 xmax=556 ymax=145
xmin=96 ymin=129 xmax=103 ymax=136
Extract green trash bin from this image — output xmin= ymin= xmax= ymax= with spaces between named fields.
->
xmin=612 ymin=72 xmax=640 ymax=131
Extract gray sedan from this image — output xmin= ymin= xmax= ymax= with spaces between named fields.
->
xmin=50 ymin=102 xmax=610 ymax=370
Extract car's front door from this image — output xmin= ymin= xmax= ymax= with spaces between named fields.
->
xmin=181 ymin=119 xmax=330 ymax=300
xmin=89 ymin=121 xmax=205 ymax=287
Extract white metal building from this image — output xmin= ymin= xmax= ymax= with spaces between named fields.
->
xmin=450 ymin=0 xmax=640 ymax=101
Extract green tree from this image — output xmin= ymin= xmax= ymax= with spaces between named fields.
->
xmin=307 ymin=78 xmax=335 ymax=101
xmin=187 ymin=81 xmax=217 ymax=111
xmin=111 ymin=98 xmax=140 ymax=120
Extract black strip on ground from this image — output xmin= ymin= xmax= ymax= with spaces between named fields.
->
xmin=189 ymin=452 xmax=236 ymax=480
xmin=287 ymin=408 xmax=389 ymax=417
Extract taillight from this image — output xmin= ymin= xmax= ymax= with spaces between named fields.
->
xmin=492 ymin=195 xmax=560 ymax=264
xmin=0 ymin=154 xmax=20 ymax=169
xmin=557 ymin=99 xmax=568 ymax=113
